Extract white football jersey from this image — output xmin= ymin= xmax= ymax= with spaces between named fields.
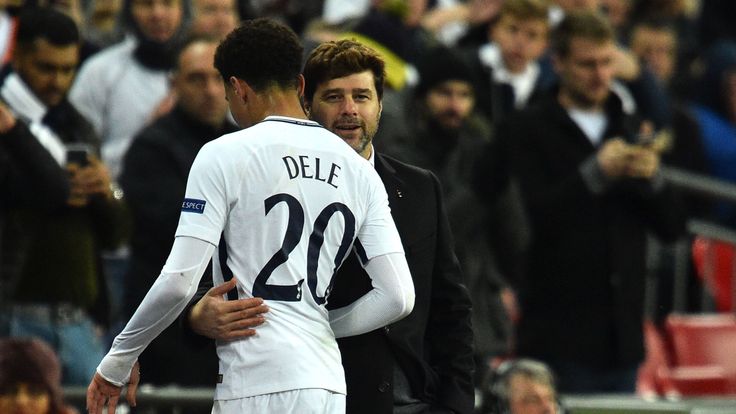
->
xmin=175 ymin=116 xmax=404 ymax=400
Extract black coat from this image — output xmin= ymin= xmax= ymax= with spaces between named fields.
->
xmin=121 ymin=106 xmax=237 ymax=386
xmin=506 ymin=94 xmax=685 ymax=368
xmin=327 ymin=153 xmax=475 ymax=414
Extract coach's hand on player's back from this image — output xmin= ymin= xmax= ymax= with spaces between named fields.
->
xmin=189 ymin=278 xmax=269 ymax=340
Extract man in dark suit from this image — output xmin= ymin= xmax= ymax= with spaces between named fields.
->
xmin=504 ymin=10 xmax=684 ymax=393
xmin=183 ymin=39 xmax=475 ymax=413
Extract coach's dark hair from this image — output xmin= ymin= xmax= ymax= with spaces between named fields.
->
xmin=214 ymin=18 xmax=303 ymax=92
xmin=16 ymin=7 xmax=79 ymax=50
xmin=551 ymin=10 xmax=614 ymax=58
xmin=302 ymin=39 xmax=386 ymax=103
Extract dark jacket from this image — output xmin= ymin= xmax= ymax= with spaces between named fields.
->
xmin=328 ymin=153 xmax=475 ymax=414
xmin=120 ymin=106 xmax=237 ymax=386
xmin=0 ymin=121 xmax=70 ymax=308
xmin=379 ymin=110 xmax=512 ymax=375
xmin=183 ymin=152 xmax=476 ymax=413
xmin=507 ymin=93 xmax=685 ymax=368
xmin=1 ymin=87 xmax=123 ymax=324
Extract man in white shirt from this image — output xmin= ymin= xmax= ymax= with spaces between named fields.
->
xmin=86 ymin=18 xmax=415 ymax=414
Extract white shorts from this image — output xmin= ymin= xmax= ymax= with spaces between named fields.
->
xmin=212 ymin=388 xmax=346 ymax=414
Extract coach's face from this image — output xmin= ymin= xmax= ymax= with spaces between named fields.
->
xmin=306 ymin=70 xmax=382 ymax=160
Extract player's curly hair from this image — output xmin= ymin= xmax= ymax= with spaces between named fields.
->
xmin=214 ymin=18 xmax=303 ymax=92
xmin=303 ymin=39 xmax=386 ymax=103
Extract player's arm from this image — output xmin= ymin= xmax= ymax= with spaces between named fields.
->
xmin=86 ymin=236 xmax=215 ymax=414
xmin=329 ymin=251 xmax=415 ymax=338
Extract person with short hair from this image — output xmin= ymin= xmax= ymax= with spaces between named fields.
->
xmin=482 ymin=359 xmax=559 ymax=414
xmin=1 ymin=7 xmax=125 ymax=386
xmin=86 ymin=19 xmax=415 ymax=414
xmin=119 ymin=35 xmax=237 ymax=388
xmin=507 ymin=10 xmax=684 ymax=393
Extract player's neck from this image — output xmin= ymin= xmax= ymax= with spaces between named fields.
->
xmin=254 ymin=88 xmax=308 ymax=122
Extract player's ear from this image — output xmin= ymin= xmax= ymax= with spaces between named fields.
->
xmin=229 ymin=76 xmax=247 ymax=103
xmin=296 ymin=74 xmax=305 ymax=98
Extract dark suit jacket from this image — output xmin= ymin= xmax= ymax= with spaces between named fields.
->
xmin=183 ymin=152 xmax=475 ymax=414
xmin=327 ymin=153 xmax=475 ymax=414
xmin=506 ymin=93 xmax=685 ymax=368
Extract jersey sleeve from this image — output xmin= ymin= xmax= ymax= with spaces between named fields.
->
xmin=353 ymin=169 xmax=404 ymax=260
xmin=175 ymin=143 xmax=230 ymax=245
xmin=97 ymin=236 xmax=215 ymax=385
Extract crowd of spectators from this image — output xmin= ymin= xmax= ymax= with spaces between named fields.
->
xmin=1 ymin=0 xmax=735 ymax=411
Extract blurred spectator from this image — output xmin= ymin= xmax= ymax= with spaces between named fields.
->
xmin=599 ymin=0 xmax=634 ymax=36
xmin=628 ymin=17 xmax=710 ymax=325
xmin=688 ymin=41 xmax=736 ymax=227
xmin=378 ymin=45 xmax=511 ymax=385
xmin=629 ymin=0 xmax=699 ymax=81
xmin=507 ymin=10 xmax=684 ymax=393
xmin=628 ymin=17 xmax=708 ymax=205
xmin=69 ymin=0 xmax=188 ymax=180
xmin=84 ymin=0 xmax=125 ymax=49
xmin=0 ymin=337 xmax=78 ymax=414
xmin=479 ymin=358 xmax=560 ymax=414
xmin=119 ymin=35 xmax=236 ymax=388
xmin=462 ymin=0 xmax=554 ymax=124
xmin=1 ymin=7 xmax=126 ymax=385
xmin=468 ymin=0 xmax=551 ymax=310
xmin=546 ymin=0 xmax=672 ymax=129
xmin=190 ymin=0 xmax=239 ymax=39
xmin=68 ymin=0 xmax=188 ymax=346
xmin=629 ymin=18 xmax=678 ymax=88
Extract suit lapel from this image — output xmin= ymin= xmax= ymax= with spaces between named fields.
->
xmin=375 ymin=153 xmax=407 ymax=210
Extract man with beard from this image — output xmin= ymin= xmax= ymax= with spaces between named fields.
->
xmin=69 ymin=0 xmax=188 ymax=338
xmin=183 ymin=39 xmax=475 ymax=414
xmin=0 ymin=8 xmax=125 ymax=385
xmin=380 ymin=45 xmax=514 ymax=387
xmin=69 ymin=0 xmax=187 ymax=180
xmin=118 ymin=36 xmax=238 ymax=389
xmin=506 ymin=10 xmax=684 ymax=393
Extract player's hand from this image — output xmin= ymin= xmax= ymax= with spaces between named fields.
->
xmin=86 ymin=361 xmax=139 ymax=414
xmin=189 ymin=278 xmax=269 ymax=341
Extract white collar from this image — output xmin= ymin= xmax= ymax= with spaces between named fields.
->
xmin=478 ymin=43 xmax=540 ymax=84
xmin=1 ymin=72 xmax=47 ymax=123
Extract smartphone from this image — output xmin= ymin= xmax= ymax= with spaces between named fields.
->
xmin=66 ymin=143 xmax=92 ymax=166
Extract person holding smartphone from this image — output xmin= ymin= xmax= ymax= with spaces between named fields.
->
xmin=0 ymin=8 xmax=126 ymax=386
